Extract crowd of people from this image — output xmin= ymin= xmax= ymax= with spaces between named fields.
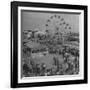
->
xmin=22 ymin=45 xmax=79 ymax=77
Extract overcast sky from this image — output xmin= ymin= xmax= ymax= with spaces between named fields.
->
xmin=21 ymin=10 xmax=80 ymax=33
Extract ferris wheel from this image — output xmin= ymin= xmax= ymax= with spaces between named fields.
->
xmin=45 ymin=14 xmax=72 ymax=34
